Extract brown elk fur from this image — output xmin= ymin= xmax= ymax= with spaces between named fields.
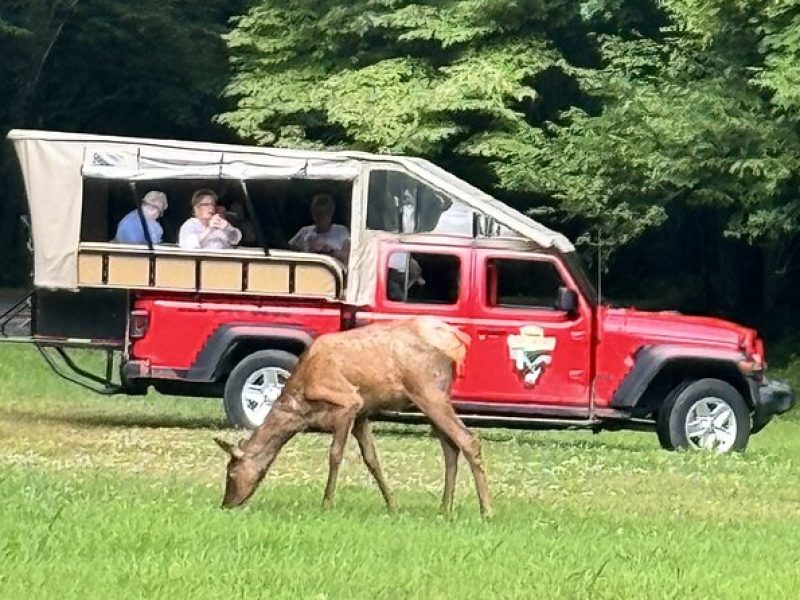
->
xmin=215 ymin=316 xmax=493 ymax=517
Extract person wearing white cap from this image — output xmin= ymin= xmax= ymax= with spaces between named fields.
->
xmin=288 ymin=193 xmax=350 ymax=265
xmin=113 ymin=190 xmax=168 ymax=245
xmin=387 ymin=252 xmax=425 ymax=301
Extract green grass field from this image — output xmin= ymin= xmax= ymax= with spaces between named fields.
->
xmin=1 ymin=344 xmax=798 ymax=599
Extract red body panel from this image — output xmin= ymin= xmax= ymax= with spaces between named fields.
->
xmin=457 ymin=249 xmax=592 ymax=406
xmin=129 ymin=239 xmax=759 ymax=413
xmin=592 ymin=307 xmax=752 ymax=406
xmin=130 ymin=294 xmax=341 ymax=370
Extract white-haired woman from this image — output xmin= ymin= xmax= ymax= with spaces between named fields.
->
xmin=114 ymin=190 xmax=168 ymax=244
xmin=178 ymin=189 xmax=242 ymax=250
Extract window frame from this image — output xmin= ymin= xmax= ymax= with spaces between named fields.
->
xmin=488 ymin=256 xmax=566 ymax=311
xmin=479 ymin=252 xmax=575 ymax=317
xmin=379 ymin=245 xmax=467 ymax=313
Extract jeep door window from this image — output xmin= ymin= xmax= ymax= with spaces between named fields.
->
xmin=367 ymin=170 xmax=474 ymax=236
xmin=386 ymin=251 xmax=460 ymax=304
xmin=488 ymin=258 xmax=564 ymax=310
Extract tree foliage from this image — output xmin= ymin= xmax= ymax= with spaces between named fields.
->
xmin=220 ymin=0 xmax=800 ymax=260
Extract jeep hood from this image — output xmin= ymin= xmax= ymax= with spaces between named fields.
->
xmin=602 ymin=307 xmax=755 ymax=350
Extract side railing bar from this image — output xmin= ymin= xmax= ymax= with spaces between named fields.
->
xmin=0 ymin=289 xmax=34 ymax=337
xmin=35 ymin=345 xmax=121 ymax=395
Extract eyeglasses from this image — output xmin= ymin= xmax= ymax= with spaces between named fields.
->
xmin=196 ymin=202 xmax=216 ymax=209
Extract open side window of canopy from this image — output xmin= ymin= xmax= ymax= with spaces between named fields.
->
xmin=77 ymin=170 xmax=358 ymax=301
xmin=76 ymin=147 xmax=363 ymax=294
xmin=80 ymin=176 xmax=356 ymax=251
xmin=366 ymin=168 xmax=477 ymax=237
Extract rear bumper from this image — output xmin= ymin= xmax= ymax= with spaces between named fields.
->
xmin=121 ymin=359 xmax=196 ymax=382
xmin=751 ymin=378 xmax=795 ymax=434
xmin=122 ymin=359 xmax=148 ymax=380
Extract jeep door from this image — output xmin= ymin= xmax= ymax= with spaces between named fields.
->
xmin=458 ymin=250 xmax=592 ymax=408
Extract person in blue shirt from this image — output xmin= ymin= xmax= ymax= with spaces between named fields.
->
xmin=114 ymin=191 xmax=168 ymax=244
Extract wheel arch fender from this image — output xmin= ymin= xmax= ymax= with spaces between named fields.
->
xmin=187 ymin=324 xmax=313 ymax=382
xmin=611 ymin=345 xmax=754 ymax=415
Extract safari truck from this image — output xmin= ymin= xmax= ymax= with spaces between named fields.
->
xmin=3 ymin=129 xmax=794 ymax=453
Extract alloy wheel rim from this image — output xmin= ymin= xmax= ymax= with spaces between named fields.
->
xmin=684 ymin=396 xmax=738 ymax=452
xmin=241 ymin=366 xmax=290 ymax=427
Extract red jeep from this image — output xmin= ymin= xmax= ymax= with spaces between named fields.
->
xmin=5 ymin=129 xmax=794 ymax=453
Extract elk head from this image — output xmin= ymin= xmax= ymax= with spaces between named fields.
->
xmin=214 ymin=437 xmax=267 ymax=508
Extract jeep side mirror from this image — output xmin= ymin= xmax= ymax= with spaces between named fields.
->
xmin=555 ymin=287 xmax=579 ymax=315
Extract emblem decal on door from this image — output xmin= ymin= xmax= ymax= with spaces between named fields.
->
xmin=507 ymin=325 xmax=557 ymax=386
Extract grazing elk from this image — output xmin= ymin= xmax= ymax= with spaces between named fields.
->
xmin=215 ymin=316 xmax=493 ymax=517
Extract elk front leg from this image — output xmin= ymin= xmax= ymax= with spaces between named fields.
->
xmin=352 ymin=417 xmax=397 ymax=513
xmin=432 ymin=425 xmax=459 ymax=516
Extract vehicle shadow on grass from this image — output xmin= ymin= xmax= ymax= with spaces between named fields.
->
xmin=373 ymin=422 xmax=651 ymax=453
xmin=5 ymin=408 xmax=651 ymax=453
xmin=503 ymin=434 xmax=653 ymax=454
xmin=4 ymin=407 xmax=228 ymax=431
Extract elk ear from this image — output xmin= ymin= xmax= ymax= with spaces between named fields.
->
xmin=214 ymin=437 xmax=245 ymax=459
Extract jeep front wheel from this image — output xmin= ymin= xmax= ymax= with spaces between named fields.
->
xmin=657 ymin=378 xmax=750 ymax=453
xmin=223 ymin=350 xmax=297 ymax=429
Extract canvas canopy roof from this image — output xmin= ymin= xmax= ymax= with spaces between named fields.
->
xmin=8 ymin=129 xmax=574 ymax=291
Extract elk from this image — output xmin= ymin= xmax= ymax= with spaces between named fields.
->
xmin=215 ymin=316 xmax=493 ymax=517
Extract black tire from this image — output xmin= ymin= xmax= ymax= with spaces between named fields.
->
xmin=657 ymin=378 xmax=751 ymax=453
xmin=223 ymin=350 xmax=298 ymax=429
xmin=655 ymin=381 xmax=691 ymax=451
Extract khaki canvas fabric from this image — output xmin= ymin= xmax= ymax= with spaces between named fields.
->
xmin=8 ymin=129 xmax=573 ymax=301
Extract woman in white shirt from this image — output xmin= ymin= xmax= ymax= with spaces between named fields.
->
xmin=179 ymin=189 xmax=242 ymax=250
xmin=288 ymin=193 xmax=350 ymax=265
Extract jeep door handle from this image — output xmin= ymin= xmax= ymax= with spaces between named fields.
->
xmin=477 ymin=329 xmax=506 ymax=340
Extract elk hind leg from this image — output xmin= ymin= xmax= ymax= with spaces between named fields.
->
xmin=432 ymin=425 xmax=459 ymax=515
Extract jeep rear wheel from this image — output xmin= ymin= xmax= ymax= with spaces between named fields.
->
xmin=223 ymin=350 xmax=297 ymax=429
xmin=657 ymin=378 xmax=750 ymax=453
